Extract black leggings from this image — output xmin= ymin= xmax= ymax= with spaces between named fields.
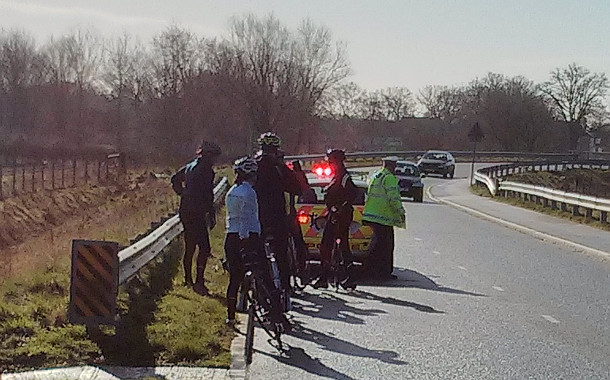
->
xmin=225 ymin=233 xmax=245 ymax=303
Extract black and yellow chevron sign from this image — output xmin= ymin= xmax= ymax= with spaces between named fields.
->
xmin=68 ymin=240 xmax=119 ymax=325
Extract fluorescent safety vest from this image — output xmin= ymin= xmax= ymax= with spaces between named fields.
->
xmin=362 ymin=167 xmax=406 ymax=228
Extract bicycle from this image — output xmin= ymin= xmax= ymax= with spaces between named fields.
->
xmin=241 ymin=236 xmax=288 ymax=363
xmin=310 ymin=215 xmax=354 ymax=291
xmin=286 ymin=233 xmax=307 ymax=292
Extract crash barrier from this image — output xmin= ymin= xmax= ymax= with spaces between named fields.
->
xmin=499 ymin=181 xmax=610 ymax=223
xmin=472 ymin=160 xmax=610 ymax=224
xmin=284 ymin=150 xmax=606 ymax=170
xmin=0 ymin=153 xmax=123 ymax=200
xmin=68 ymin=177 xmax=230 ymax=325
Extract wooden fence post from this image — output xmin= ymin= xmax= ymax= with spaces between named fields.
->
xmin=12 ymin=163 xmax=17 ymax=195
xmin=21 ymin=166 xmax=25 ymax=192
xmin=51 ymin=161 xmax=56 ymax=190
xmin=97 ymin=160 xmax=102 ymax=183
xmin=72 ymin=160 xmax=77 ymax=187
xmin=0 ymin=165 xmax=3 ymax=200
xmin=61 ymin=159 xmax=65 ymax=188
xmin=84 ymin=160 xmax=88 ymax=184
xmin=31 ymin=164 xmax=35 ymax=192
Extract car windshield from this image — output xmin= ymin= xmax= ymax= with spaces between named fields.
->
xmin=395 ymin=164 xmax=420 ymax=176
xmin=297 ymin=184 xmax=367 ymax=205
xmin=424 ymin=152 xmax=448 ymax=160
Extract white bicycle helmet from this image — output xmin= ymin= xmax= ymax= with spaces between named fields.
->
xmin=233 ymin=156 xmax=258 ymax=174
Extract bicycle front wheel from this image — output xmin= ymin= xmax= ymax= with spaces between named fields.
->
xmin=245 ymin=302 xmax=255 ymax=364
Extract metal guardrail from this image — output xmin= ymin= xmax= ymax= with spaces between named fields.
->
xmin=499 ymin=181 xmax=610 ymax=221
xmin=285 ymin=150 xmax=587 ymax=162
xmin=117 ymin=177 xmax=230 ymax=285
xmin=472 ymin=160 xmax=610 ymax=222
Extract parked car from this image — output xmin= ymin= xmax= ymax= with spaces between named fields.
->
xmin=394 ymin=161 xmax=424 ymax=202
xmin=417 ymin=150 xmax=455 ymax=178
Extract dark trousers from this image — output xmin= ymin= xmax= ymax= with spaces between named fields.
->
xmin=225 ymin=233 xmax=245 ymax=314
xmin=319 ymin=210 xmax=354 ymax=275
xmin=366 ymin=221 xmax=395 ymax=277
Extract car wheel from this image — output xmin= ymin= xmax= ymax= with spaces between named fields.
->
xmin=449 ymin=168 xmax=455 ymax=179
xmin=443 ymin=170 xmax=449 ymax=179
xmin=414 ymin=188 xmax=423 ymax=203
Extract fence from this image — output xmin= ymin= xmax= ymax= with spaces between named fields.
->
xmin=0 ymin=154 xmax=122 ymax=200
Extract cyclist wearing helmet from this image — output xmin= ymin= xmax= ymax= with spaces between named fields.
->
xmin=224 ymin=156 xmax=261 ymax=326
xmin=313 ymin=148 xmax=358 ymax=290
xmin=254 ymin=132 xmax=302 ymax=293
xmin=171 ymin=141 xmax=221 ymax=295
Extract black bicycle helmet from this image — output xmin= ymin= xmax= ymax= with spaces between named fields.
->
xmin=197 ymin=140 xmax=222 ymax=157
xmin=325 ymin=148 xmax=346 ymax=162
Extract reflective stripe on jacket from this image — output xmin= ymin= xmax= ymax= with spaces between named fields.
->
xmin=362 ymin=167 xmax=406 ymax=228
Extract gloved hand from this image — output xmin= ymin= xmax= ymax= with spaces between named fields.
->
xmin=207 ymin=212 xmax=216 ymax=230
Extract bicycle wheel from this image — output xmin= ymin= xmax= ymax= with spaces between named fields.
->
xmin=244 ymin=280 xmax=256 ymax=364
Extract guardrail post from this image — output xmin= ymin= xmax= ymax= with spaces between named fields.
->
xmin=585 ymin=208 xmax=593 ymax=219
xmin=561 ymin=202 xmax=568 ymax=212
xmin=61 ymin=159 xmax=65 ymax=188
xmin=601 ymin=211 xmax=608 ymax=223
xmin=31 ymin=164 xmax=35 ymax=192
xmin=542 ymin=198 xmax=549 ymax=207
xmin=572 ymin=204 xmax=581 ymax=216
xmin=550 ymin=200 xmax=558 ymax=210
xmin=51 ymin=160 xmax=56 ymax=190
xmin=0 ymin=165 xmax=3 ymax=200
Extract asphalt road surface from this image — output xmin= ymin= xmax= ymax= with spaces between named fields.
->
xmin=246 ymin=163 xmax=610 ymax=379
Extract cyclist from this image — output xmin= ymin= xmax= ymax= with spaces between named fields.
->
xmin=254 ymin=132 xmax=301 ymax=297
xmin=171 ymin=140 xmax=221 ymax=295
xmin=224 ymin=156 xmax=261 ymax=326
xmin=312 ymin=148 xmax=358 ymax=290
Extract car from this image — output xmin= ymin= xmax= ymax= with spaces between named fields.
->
xmin=295 ymin=168 xmax=373 ymax=261
xmin=394 ymin=161 xmax=424 ymax=202
xmin=417 ymin=150 xmax=455 ymax=178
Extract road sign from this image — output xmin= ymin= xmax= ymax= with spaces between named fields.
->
xmin=69 ymin=240 xmax=119 ymax=326
xmin=468 ymin=122 xmax=485 ymax=143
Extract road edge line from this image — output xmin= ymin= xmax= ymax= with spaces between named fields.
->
xmin=426 ymin=185 xmax=610 ymax=260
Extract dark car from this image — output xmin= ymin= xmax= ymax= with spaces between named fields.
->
xmin=395 ymin=161 xmax=424 ymax=202
xmin=417 ymin=150 xmax=455 ymax=178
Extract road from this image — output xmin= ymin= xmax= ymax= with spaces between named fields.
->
xmin=246 ymin=163 xmax=610 ymax=379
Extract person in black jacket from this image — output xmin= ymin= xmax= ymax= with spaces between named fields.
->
xmin=171 ymin=141 xmax=221 ymax=295
xmin=312 ymin=148 xmax=358 ymax=290
xmin=254 ymin=132 xmax=302 ymax=295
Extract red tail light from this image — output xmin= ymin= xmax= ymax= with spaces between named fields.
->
xmin=313 ymin=163 xmax=333 ymax=177
xmin=315 ymin=167 xmax=324 ymax=176
xmin=324 ymin=167 xmax=332 ymax=176
xmin=297 ymin=213 xmax=310 ymax=224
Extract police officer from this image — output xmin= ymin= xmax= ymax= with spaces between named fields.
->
xmin=171 ymin=141 xmax=221 ymax=295
xmin=362 ymin=156 xmax=406 ymax=279
xmin=313 ymin=148 xmax=358 ymax=290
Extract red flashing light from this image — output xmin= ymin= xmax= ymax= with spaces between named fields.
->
xmin=297 ymin=213 xmax=310 ymax=224
xmin=313 ymin=163 xmax=333 ymax=177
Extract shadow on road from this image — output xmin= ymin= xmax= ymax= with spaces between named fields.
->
xmin=255 ymin=346 xmax=357 ymax=380
xmin=292 ymin=291 xmax=387 ymax=325
xmin=288 ymin=321 xmax=407 ymax=366
xmin=358 ymin=267 xmax=486 ymax=298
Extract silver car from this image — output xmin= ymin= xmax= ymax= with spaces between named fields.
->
xmin=417 ymin=150 xmax=455 ymax=179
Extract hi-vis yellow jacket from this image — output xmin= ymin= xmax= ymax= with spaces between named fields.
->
xmin=362 ymin=167 xmax=406 ymax=228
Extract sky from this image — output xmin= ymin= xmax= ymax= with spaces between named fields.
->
xmin=0 ymin=0 xmax=609 ymax=94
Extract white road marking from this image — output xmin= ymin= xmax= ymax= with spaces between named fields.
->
xmin=541 ymin=315 xmax=560 ymax=324
xmin=426 ymin=184 xmax=610 ymax=260
xmin=414 ymin=238 xmax=423 ymax=241
xmin=433 ymin=250 xmax=441 ymax=255
xmin=492 ymin=286 xmax=504 ymax=292
xmin=457 ymin=266 xmax=467 ymax=270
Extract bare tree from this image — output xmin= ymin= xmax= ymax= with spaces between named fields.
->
xmin=418 ymin=85 xmax=463 ymax=122
xmin=149 ymin=25 xmax=204 ymax=98
xmin=316 ymin=81 xmax=365 ymax=119
xmin=380 ymin=86 xmax=415 ymax=121
xmin=541 ymin=63 xmax=609 ymax=130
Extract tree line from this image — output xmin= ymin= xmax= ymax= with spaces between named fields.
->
xmin=0 ymin=14 xmax=608 ymax=163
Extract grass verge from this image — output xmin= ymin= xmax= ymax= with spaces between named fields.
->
xmin=0 ymin=169 xmax=233 ymax=372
